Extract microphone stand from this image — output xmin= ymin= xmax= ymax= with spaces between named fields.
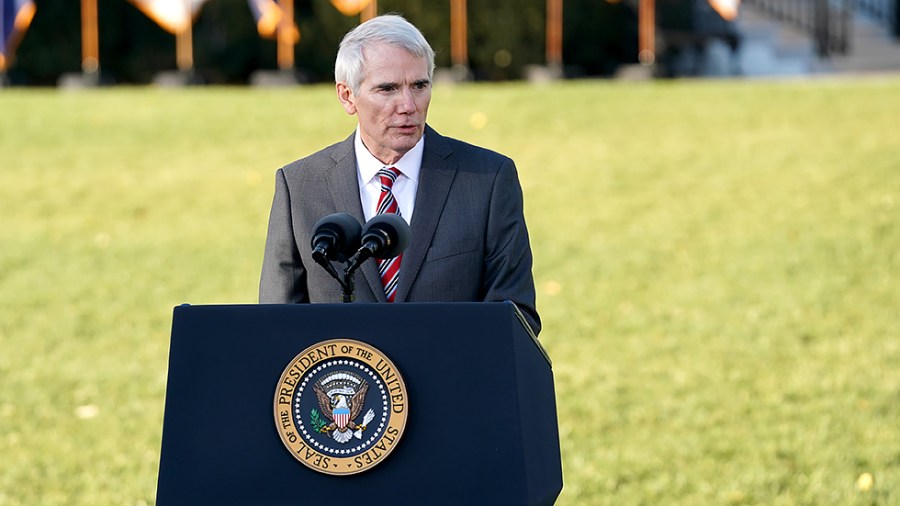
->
xmin=340 ymin=246 xmax=377 ymax=303
xmin=312 ymin=251 xmax=355 ymax=303
xmin=341 ymin=274 xmax=355 ymax=303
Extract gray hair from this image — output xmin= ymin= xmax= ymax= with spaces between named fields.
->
xmin=335 ymin=14 xmax=436 ymax=94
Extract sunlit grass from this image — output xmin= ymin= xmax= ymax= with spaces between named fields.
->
xmin=1 ymin=77 xmax=898 ymax=505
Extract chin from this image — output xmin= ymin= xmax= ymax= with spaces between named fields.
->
xmin=391 ymin=135 xmax=419 ymax=148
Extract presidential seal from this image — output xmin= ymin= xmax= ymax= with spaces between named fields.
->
xmin=273 ymin=339 xmax=408 ymax=475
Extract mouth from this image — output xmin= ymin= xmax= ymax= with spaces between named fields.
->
xmin=393 ymin=124 xmax=420 ymax=133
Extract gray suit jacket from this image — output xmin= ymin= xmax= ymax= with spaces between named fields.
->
xmin=259 ymin=125 xmax=540 ymax=335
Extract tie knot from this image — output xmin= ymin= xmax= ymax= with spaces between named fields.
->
xmin=376 ymin=167 xmax=401 ymax=188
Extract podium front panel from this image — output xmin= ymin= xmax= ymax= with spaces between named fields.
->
xmin=157 ymin=303 xmax=561 ymax=505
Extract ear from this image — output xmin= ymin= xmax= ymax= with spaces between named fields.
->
xmin=336 ymin=82 xmax=357 ymax=116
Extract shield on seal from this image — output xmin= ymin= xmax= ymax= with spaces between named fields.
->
xmin=333 ymin=406 xmax=350 ymax=429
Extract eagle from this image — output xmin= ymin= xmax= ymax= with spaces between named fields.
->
xmin=314 ymin=380 xmax=369 ymax=443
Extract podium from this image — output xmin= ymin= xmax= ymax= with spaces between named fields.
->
xmin=157 ymin=302 xmax=562 ymax=505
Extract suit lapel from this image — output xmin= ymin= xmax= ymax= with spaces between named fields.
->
xmin=327 ymin=134 xmax=385 ymax=302
xmin=395 ymin=126 xmax=456 ymax=302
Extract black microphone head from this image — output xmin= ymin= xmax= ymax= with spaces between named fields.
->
xmin=311 ymin=213 xmax=362 ymax=263
xmin=361 ymin=214 xmax=410 ymax=259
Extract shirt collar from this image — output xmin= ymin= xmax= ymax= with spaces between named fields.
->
xmin=354 ymin=126 xmax=424 ymax=184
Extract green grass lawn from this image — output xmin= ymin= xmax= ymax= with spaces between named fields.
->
xmin=1 ymin=77 xmax=898 ymax=505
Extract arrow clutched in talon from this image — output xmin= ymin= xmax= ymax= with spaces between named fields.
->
xmin=354 ymin=409 xmax=375 ymax=439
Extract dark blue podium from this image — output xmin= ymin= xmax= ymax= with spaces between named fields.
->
xmin=157 ymin=302 xmax=562 ymax=505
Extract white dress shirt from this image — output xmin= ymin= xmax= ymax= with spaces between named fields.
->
xmin=355 ymin=128 xmax=424 ymax=225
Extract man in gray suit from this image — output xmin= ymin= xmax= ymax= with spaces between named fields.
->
xmin=259 ymin=14 xmax=540 ymax=335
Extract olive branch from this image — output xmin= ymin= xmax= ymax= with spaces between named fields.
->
xmin=310 ymin=408 xmax=327 ymax=433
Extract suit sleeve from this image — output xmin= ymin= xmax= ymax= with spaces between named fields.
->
xmin=259 ymin=168 xmax=309 ymax=303
xmin=483 ymin=158 xmax=541 ymax=336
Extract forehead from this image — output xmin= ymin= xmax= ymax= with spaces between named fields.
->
xmin=360 ymin=43 xmax=430 ymax=83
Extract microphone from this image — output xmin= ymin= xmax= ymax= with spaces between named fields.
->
xmin=361 ymin=214 xmax=410 ymax=259
xmin=310 ymin=213 xmax=362 ymax=265
xmin=345 ymin=214 xmax=410 ymax=276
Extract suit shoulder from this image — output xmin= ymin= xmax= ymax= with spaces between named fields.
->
xmin=279 ymin=137 xmax=352 ymax=176
xmin=441 ymin=135 xmax=512 ymax=165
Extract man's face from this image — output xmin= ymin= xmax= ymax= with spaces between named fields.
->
xmin=337 ymin=43 xmax=432 ymax=165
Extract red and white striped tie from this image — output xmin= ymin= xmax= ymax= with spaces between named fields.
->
xmin=375 ymin=167 xmax=402 ymax=302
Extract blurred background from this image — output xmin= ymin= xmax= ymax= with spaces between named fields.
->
xmin=2 ymin=1 xmax=899 ymax=505
xmin=2 ymin=0 xmax=900 ymax=86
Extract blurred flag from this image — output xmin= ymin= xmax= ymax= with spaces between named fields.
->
xmin=331 ymin=0 xmax=372 ymax=17
xmin=128 ymin=0 xmax=209 ymax=34
xmin=1 ymin=0 xmax=36 ymax=69
xmin=247 ymin=0 xmax=281 ymax=38
xmin=708 ymin=0 xmax=739 ymax=21
xmin=248 ymin=0 xmax=298 ymax=42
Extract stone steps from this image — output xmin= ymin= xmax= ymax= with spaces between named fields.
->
xmin=737 ymin=4 xmax=900 ymax=76
xmin=651 ymin=2 xmax=900 ymax=77
xmin=819 ymin=12 xmax=900 ymax=73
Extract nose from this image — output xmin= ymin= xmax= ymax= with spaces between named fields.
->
xmin=395 ymin=88 xmax=416 ymax=114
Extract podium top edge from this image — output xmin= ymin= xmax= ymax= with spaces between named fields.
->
xmin=172 ymin=302 xmax=552 ymax=368
xmin=508 ymin=302 xmax=552 ymax=368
